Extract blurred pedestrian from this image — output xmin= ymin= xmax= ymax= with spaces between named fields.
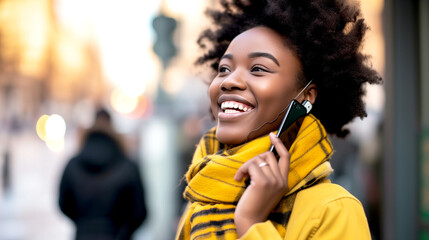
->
xmin=59 ymin=108 xmax=147 ymax=240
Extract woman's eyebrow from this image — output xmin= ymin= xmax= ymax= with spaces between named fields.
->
xmin=220 ymin=54 xmax=233 ymax=60
xmin=248 ymin=52 xmax=280 ymax=66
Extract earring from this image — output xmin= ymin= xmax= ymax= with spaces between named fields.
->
xmin=302 ymin=100 xmax=312 ymax=113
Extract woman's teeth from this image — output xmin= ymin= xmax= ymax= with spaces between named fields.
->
xmin=224 ymin=109 xmax=240 ymax=113
xmin=220 ymin=101 xmax=253 ymax=112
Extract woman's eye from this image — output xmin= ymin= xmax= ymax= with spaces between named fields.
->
xmin=251 ymin=66 xmax=268 ymax=72
xmin=218 ymin=66 xmax=230 ymax=73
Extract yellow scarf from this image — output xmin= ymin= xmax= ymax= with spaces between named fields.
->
xmin=176 ymin=114 xmax=334 ymax=240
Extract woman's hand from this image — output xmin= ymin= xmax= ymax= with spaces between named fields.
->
xmin=234 ymin=132 xmax=291 ymax=237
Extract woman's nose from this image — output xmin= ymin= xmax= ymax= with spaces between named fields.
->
xmin=220 ymin=70 xmax=247 ymax=91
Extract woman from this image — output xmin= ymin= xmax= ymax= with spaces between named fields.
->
xmin=176 ymin=0 xmax=382 ymax=239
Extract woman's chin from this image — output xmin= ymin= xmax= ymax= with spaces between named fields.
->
xmin=216 ymin=129 xmax=247 ymax=146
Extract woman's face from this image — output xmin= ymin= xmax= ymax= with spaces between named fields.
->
xmin=209 ymin=26 xmax=303 ymax=145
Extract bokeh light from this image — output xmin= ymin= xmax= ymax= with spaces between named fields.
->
xmin=45 ymin=114 xmax=67 ymax=141
xmin=35 ymin=113 xmax=67 ymax=152
xmin=110 ymin=87 xmax=154 ymax=119
xmin=110 ymin=88 xmax=139 ymax=114
xmin=129 ymin=95 xmax=153 ymax=119
xmin=36 ymin=114 xmax=50 ymax=141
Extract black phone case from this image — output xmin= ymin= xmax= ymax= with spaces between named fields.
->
xmin=270 ymin=100 xmax=307 ymax=158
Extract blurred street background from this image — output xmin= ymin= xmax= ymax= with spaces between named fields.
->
xmin=0 ymin=0 xmax=427 ymax=240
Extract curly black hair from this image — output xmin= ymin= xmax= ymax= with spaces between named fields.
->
xmin=196 ymin=0 xmax=382 ymax=137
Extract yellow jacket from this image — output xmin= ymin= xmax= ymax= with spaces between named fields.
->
xmin=241 ymin=182 xmax=371 ymax=240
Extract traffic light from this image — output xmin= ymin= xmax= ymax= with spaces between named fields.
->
xmin=152 ymin=13 xmax=177 ymax=68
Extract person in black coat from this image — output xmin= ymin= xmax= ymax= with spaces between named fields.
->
xmin=59 ymin=109 xmax=147 ymax=240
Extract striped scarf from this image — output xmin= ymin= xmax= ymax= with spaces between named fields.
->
xmin=176 ymin=114 xmax=334 ymax=240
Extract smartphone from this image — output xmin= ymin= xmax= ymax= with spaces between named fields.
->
xmin=269 ymin=100 xmax=308 ymax=158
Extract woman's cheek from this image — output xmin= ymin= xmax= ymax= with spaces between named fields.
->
xmin=208 ymin=82 xmax=220 ymax=119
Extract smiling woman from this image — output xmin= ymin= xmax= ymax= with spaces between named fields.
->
xmin=176 ymin=0 xmax=382 ymax=239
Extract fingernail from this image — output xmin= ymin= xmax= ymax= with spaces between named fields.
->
xmin=269 ymin=132 xmax=276 ymax=138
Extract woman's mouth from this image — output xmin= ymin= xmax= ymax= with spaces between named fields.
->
xmin=220 ymin=101 xmax=254 ymax=114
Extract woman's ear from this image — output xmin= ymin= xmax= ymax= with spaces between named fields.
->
xmin=301 ymin=84 xmax=316 ymax=113
xmin=304 ymin=83 xmax=317 ymax=104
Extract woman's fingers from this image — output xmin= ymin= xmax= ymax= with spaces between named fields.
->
xmin=234 ymin=157 xmax=254 ymax=181
xmin=234 ymin=156 xmax=272 ymax=181
xmin=264 ymin=152 xmax=284 ymax=184
xmin=269 ymin=132 xmax=291 ymax=179
xmin=234 ymin=165 xmax=248 ymax=181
